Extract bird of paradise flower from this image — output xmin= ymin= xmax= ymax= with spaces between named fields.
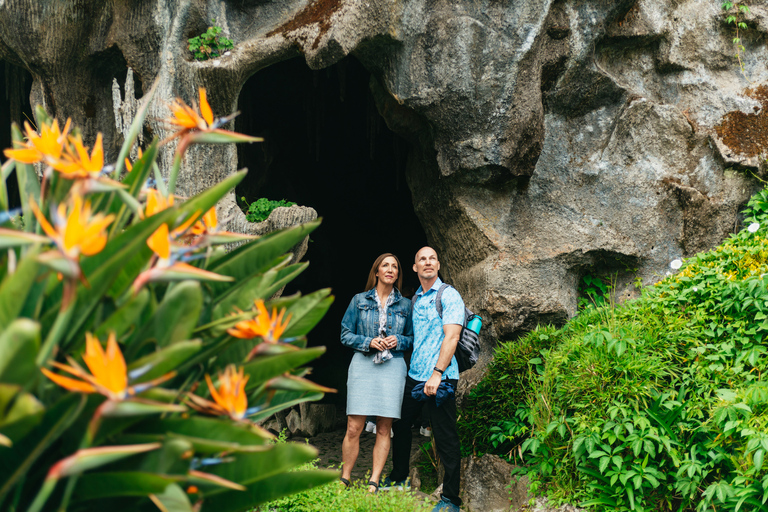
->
xmin=40 ymin=332 xmax=176 ymax=401
xmin=227 ymin=299 xmax=295 ymax=359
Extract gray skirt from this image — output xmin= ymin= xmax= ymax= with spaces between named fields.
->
xmin=346 ymin=351 xmax=407 ymax=419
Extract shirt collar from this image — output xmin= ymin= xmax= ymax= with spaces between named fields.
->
xmin=415 ymin=277 xmax=443 ymax=297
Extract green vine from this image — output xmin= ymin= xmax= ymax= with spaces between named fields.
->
xmin=722 ymin=1 xmax=751 ymax=79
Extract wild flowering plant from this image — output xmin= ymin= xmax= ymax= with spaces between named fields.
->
xmin=0 ymin=85 xmax=336 ymax=512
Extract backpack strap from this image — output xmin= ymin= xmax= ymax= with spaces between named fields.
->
xmin=434 ymin=283 xmax=450 ymax=318
xmin=412 ymin=283 xmax=452 ymax=318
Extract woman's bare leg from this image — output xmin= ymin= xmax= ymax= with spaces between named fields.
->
xmin=369 ymin=417 xmax=394 ymax=491
xmin=341 ymin=415 xmax=366 ymax=481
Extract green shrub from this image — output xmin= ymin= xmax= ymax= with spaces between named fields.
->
xmin=458 ymin=324 xmax=562 ymax=457
xmin=188 ymin=22 xmax=234 ymax=61
xmin=472 ymin=187 xmax=768 ymax=511
xmin=244 ymin=197 xmax=297 ymax=223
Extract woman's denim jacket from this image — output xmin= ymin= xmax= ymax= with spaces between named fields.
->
xmin=340 ymin=288 xmax=413 ymax=355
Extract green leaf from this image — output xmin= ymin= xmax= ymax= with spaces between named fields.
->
xmin=188 ymin=130 xmax=263 ymax=145
xmin=146 ymin=482 xmax=193 ymax=512
xmin=93 ymin=289 xmax=150 ymax=342
xmin=11 ymin=124 xmax=41 ymax=234
xmin=202 ymin=469 xmax=339 ymax=511
xmin=54 ymin=208 xmax=178 ymax=349
xmin=243 ymin=347 xmax=326 ymax=390
xmin=110 ymin=139 xmax=159 ymax=233
xmin=135 ymin=417 xmax=270 ymax=448
xmin=0 ymin=384 xmax=44 ymax=441
xmin=274 ymin=289 xmax=334 ymax=338
xmin=211 ymin=257 xmax=303 ymax=320
xmin=0 ymin=318 xmax=40 ymax=385
xmin=204 ymin=442 xmax=318 ymax=489
xmin=99 ymin=400 xmax=186 ymax=418
xmin=248 ymin=391 xmax=323 ymax=423
xmin=207 ymin=219 xmax=321 ymax=298
xmin=0 ymin=394 xmax=85 ymax=502
xmin=127 ymin=340 xmax=202 ymax=383
xmin=0 ymin=229 xmax=48 ymax=249
xmin=130 ymin=281 xmax=203 ymax=349
xmin=53 ymin=443 xmax=162 ymax=478
xmin=72 ymin=471 xmax=179 ymax=502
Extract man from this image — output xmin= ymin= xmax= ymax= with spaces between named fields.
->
xmin=385 ymin=246 xmax=463 ymax=512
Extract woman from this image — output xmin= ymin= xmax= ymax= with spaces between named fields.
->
xmin=340 ymin=253 xmax=412 ymax=492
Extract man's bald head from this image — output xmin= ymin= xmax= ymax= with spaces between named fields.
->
xmin=414 ymin=246 xmax=440 ymax=281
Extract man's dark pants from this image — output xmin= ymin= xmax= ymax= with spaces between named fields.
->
xmin=390 ymin=375 xmax=462 ymax=506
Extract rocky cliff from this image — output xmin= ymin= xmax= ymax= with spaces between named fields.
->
xmin=1 ymin=0 xmax=765 ymax=368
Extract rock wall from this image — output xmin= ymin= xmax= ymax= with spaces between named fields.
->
xmin=2 ymin=0 xmax=766 ymax=366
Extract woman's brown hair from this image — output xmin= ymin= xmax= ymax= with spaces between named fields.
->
xmin=364 ymin=253 xmax=403 ymax=292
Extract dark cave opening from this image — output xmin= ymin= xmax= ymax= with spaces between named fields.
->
xmin=236 ymin=57 xmax=427 ymax=404
xmin=0 ymin=61 xmax=34 ymax=210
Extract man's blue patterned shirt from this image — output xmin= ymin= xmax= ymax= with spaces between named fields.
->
xmin=409 ymin=277 xmax=465 ymax=381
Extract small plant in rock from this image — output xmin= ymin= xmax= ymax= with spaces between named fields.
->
xmin=243 ymin=197 xmax=297 ymax=223
xmin=578 ymin=273 xmax=611 ymax=310
xmin=722 ymin=1 xmax=751 ymax=78
xmin=189 ymin=21 xmax=234 ymax=61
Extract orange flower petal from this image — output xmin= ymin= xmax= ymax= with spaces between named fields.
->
xmin=147 ymin=223 xmax=171 ymax=260
xmin=41 ymin=367 xmax=96 ymax=393
xmin=3 ymin=147 xmax=42 ymax=164
xmin=199 ymin=88 xmax=214 ymax=127
xmin=104 ymin=333 xmax=128 ymax=395
xmin=29 ymin=199 xmax=59 ymax=241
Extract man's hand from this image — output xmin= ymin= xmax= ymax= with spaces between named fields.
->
xmin=425 ymin=372 xmax=442 ymax=396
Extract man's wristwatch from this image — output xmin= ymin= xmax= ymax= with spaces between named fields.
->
xmin=433 ymin=366 xmax=444 ymax=375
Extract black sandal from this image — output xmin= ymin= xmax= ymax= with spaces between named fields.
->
xmin=367 ymin=480 xmax=379 ymax=493
xmin=339 ymin=477 xmax=350 ymax=488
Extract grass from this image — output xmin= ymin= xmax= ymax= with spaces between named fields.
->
xmin=256 ymin=433 xmax=434 ymax=512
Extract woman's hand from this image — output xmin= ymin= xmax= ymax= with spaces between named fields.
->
xmin=382 ymin=335 xmax=398 ymax=350
xmin=370 ymin=336 xmax=397 ymax=351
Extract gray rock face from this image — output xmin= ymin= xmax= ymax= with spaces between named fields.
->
xmin=460 ymin=454 xmax=515 ymax=512
xmin=1 ymin=0 xmax=765 ymax=362
xmin=285 ymin=408 xmax=302 ymax=436
xmin=299 ymin=402 xmax=336 ymax=437
xmin=459 ymin=454 xmax=583 ymax=512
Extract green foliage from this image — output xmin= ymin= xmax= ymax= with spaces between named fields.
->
xmin=471 ymin=187 xmax=768 ymax=511
xmin=0 ymin=91 xmax=336 ymax=511
xmin=416 ymin=440 xmax=439 ymax=494
xmin=188 ymin=21 xmax=234 ymax=61
xmin=578 ymin=274 xmax=611 ymax=310
xmin=458 ymin=325 xmax=560 ymax=456
xmin=243 ymin=197 xmax=297 ymax=223
xmin=260 ymin=436 xmax=432 ymax=512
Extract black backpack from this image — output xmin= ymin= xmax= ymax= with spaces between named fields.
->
xmin=412 ymin=283 xmax=482 ymax=373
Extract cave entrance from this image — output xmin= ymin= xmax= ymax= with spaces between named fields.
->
xmin=236 ymin=57 xmax=427 ymax=403
xmin=0 ymin=61 xmax=34 ymax=210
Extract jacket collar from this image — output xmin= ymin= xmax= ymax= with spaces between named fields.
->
xmin=364 ymin=287 xmax=403 ymax=302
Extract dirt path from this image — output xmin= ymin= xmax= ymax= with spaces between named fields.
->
xmin=300 ymin=424 xmax=427 ymax=482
